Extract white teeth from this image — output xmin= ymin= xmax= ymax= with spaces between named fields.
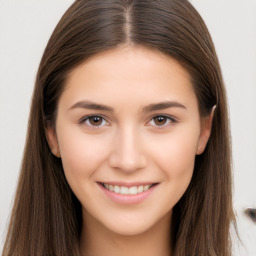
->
xmin=138 ymin=185 xmax=144 ymax=193
xmin=144 ymin=185 xmax=150 ymax=190
xmin=129 ymin=186 xmax=138 ymax=195
xmin=103 ymin=183 xmax=154 ymax=195
xmin=114 ymin=185 xmax=120 ymax=193
xmin=120 ymin=186 xmax=129 ymax=194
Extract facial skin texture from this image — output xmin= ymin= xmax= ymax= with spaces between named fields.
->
xmin=46 ymin=46 xmax=213 ymax=256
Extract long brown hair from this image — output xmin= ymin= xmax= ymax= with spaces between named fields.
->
xmin=3 ymin=0 xmax=236 ymax=255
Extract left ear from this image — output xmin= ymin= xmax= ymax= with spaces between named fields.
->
xmin=196 ymin=105 xmax=216 ymax=155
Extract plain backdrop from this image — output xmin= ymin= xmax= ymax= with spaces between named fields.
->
xmin=0 ymin=0 xmax=256 ymax=255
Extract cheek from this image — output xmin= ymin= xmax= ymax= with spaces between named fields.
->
xmin=147 ymin=126 xmax=199 ymax=185
xmin=166 ymin=135 xmax=197 ymax=174
xmin=148 ymin=131 xmax=198 ymax=207
xmin=56 ymin=126 xmax=111 ymax=181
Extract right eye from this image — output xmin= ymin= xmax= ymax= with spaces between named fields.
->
xmin=80 ymin=115 xmax=109 ymax=127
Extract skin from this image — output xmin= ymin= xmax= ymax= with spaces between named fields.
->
xmin=46 ymin=45 xmax=214 ymax=256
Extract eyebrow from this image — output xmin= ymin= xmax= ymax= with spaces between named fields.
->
xmin=69 ymin=100 xmax=186 ymax=112
xmin=69 ymin=101 xmax=114 ymax=112
xmin=142 ymin=101 xmax=187 ymax=112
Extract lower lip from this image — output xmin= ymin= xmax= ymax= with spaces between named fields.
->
xmin=98 ymin=183 xmax=158 ymax=204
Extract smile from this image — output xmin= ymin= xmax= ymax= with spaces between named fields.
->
xmin=98 ymin=182 xmax=158 ymax=204
xmin=102 ymin=183 xmax=154 ymax=195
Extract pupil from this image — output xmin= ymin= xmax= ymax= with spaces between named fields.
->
xmin=154 ymin=116 xmax=166 ymax=125
xmin=90 ymin=116 xmax=102 ymax=125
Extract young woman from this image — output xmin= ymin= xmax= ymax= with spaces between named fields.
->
xmin=3 ymin=0 xmax=236 ymax=255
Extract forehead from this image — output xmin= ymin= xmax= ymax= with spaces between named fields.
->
xmin=60 ymin=45 xmax=197 ymax=110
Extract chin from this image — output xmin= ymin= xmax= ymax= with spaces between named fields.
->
xmin=100 ymin=212 xmax=169 ymax=237
xmin=105 ymin=222 xmax=154 ymax=236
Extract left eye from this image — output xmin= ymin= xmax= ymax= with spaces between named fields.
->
xmin=148 ymin=115 xmax=175 ymax=127
xmin=82 ymin=116 xmax=108 ymax=127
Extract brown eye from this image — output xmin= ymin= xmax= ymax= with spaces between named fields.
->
xmin=153 ymin=116 xmax=167 ymax=126
xmin=84 ymin=116 xmax=107 ymax=127
xmin=89 ymin=116 xmax=103 ymax=125
xmin=148 ymin=115 xmax=176 ymax=128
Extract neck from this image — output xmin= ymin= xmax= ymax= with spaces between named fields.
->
xmin=79 ymin=211 xmax=172 ymax=256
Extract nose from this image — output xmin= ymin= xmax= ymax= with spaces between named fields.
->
xmin=108 ymin=126 xmax=147 ymax=173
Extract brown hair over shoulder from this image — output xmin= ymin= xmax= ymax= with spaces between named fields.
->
xmin=3 ymin=0 xmax=236 ymax=255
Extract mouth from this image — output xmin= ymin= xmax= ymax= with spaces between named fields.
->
xmin=97 ymin=182 xmax=159 ymax=204
xmin=99 ymin=182 xmax=157 ymax=195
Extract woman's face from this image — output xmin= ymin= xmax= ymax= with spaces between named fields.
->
xmin=46 ymin=46 xmax=212 ymax=236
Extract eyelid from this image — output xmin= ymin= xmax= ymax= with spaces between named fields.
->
xmin=147 ymin=114 xmax=178 ymax=128
xmin=78 ymin=114 xmax=110 ymax=127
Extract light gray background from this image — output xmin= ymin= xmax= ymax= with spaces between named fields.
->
xmin=0 ymin=0 xmax=256 ymax=255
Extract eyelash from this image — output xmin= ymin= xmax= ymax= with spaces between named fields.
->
xmin=147 ymin=115 xmax=177 ymax=128
xmin=78 ymin=114 xmax=177 ymax=128
xmin=78 ymin=115 xmax=110 ymax=128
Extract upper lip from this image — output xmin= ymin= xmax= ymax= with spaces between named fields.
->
xmin=98 ymin=181 xmax=158 ymax=187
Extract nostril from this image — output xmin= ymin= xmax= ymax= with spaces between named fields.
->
xmin=244 ymin=208 xmax=256 ymax=223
